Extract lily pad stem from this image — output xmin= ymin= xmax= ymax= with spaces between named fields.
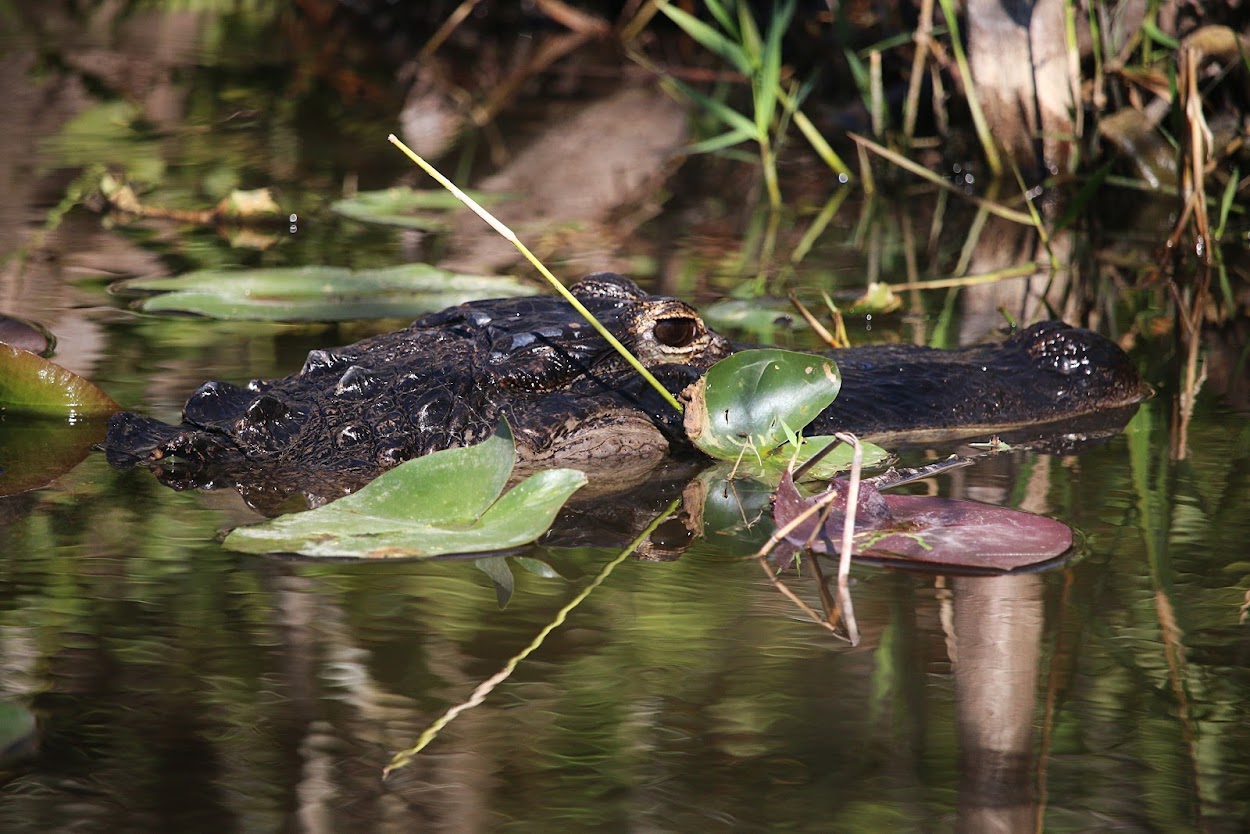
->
xmin=387 ymin=135 xmax=683 ymax=414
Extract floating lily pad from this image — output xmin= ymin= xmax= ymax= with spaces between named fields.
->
xmin=113 ymin=264 xmax=536 ymax=321
xmin=700 ymin=299 xmax=796 ymax=342
xmin=331 ymin=186 xmax=500 ymax=230
xmin=684 ymin=348 xmax=842 ymax=461
xmin=700 ymin=436 xmax=889 ymax=483
xmin=223 ymin=424 xmax=587 ymax=558
xmin=773 ymin=472 xmax=1074 ymax=574
xmin=0 ymin=344 xmax=120 ymax=418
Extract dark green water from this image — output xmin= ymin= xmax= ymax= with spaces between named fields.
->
xmin=2 ymin=4 xmax=1249 ymax=832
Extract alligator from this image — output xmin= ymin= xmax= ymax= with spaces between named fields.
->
xmin=104 ymin=273 xmax=1150 ymax=505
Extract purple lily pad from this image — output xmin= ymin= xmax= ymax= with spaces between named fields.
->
xmin=773 ymin=472 xmax=1073 ymax=574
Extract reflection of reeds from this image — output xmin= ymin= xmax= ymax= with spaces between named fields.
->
xmin=754 ymin=434 xmax=866 ymax=645
xmin=1166 ymin=45 xmax=1214 ymax=461
xmin=935 ymin=0 xmax=1001 ymax=177
xmin=384 ymin=497 xmax=684 ymax=776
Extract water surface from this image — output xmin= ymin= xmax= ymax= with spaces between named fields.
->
xmin=1 ymin=5 xmax=1248 ymax=832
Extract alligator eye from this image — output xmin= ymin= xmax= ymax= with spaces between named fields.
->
xmin=652 ymin=317 xmax=699 ymax=348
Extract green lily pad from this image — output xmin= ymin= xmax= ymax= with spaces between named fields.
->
xmin=331 ymin=187 xmax=500 ymax=230
xmin=684 ymin=348 xmax=842 ymax=461
xmin=223 ymin=424 xmax=587 ymax=558
xmin=112 ymin=264 xmax=536 ymax=321
xmin=742 ymin=434 xmax=891 ymax=481
xmin=700 ymin=299 xmax=797 ymax=343
xmin=0 ymin=344 xmax=121 ymax=418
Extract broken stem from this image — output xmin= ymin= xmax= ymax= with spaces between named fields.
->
xmin=832 ymin=432 xmax=863 ymax=645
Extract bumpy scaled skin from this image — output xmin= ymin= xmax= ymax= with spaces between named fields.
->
xmin=104 ymin=274 xmax=732 ymax=489
xmin=811 ymin=321 xmax=1153 ymax=446
xmin=104 ymin=273 xmax=1150 ymax=505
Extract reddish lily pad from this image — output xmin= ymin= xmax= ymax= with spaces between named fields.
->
xmin=0 ymin=315 xmax=55 ymax=356
xmin=773 ymin=472 xmax=1073 ymax=574
xmin=0 ymin=344 xmax=120 ymax=418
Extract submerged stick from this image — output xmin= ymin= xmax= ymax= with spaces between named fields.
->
xmin=387 ymin=134 xmax=684 ymax=414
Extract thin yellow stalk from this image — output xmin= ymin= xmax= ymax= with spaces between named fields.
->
xmin=383 ymin=497 xmax=682 ymax=777
xmin=388 ymin=134 xmax=683 ymax=414
xmin=891 ymin=261 xmax=1039 ymax=291
xmin=789 ymin=186 xmax=852 ymax=265
xmin=869 ymin=50 xmax=884 ymax=136
xmin=903 ymin=0 xmax=936 ymax=141
xmin=952 ymin=204 xmax=990 ymax=276
xmin=936 ymin=0 xmax=1003 ymax=176
xmin=848 ymin=132 xmax=1034 ymax=224
xmin=778 ymin=89 xmax=853 ymax=180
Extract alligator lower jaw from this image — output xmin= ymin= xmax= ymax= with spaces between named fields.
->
xmin=853 ymin=401 xmax=1144 ymax=451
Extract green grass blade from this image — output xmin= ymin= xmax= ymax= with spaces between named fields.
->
xmin=657 ymin=1 xmax=751 ymax=76
xmin=1142 ymin=18 xmax=1180 ymax=50
xmin=754 ymin=0 xmax=794 ymax=136
xmin=686 ymin=125 xmax=757 ymax=154
xmin=736 ymin=2 xmax=763 ymax=62
xmin=702 ymin=0 xmax=738 ymax=38
xmin=783 ymin=97 xmax=853 ymax=179
xmin=937 ymin=0 xmax=1002 ymax=177
xmin=1214 ymin=165 xmax=1239 ymax=241
xmin=664 ymin=76 xmax=758 ymax=136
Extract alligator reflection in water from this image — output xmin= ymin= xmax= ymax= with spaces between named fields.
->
xmin=102 ymin=272 xmax=1151 ymax=512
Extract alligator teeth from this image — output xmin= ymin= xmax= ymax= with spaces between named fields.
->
xmin=335 ymin=365 xmax=381 ymax=397
xmin=183 ymin=380 xmax=253 ymax=428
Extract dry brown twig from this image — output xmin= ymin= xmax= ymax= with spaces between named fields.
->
xmin=752 ymin=433 xmax=866 ymax=645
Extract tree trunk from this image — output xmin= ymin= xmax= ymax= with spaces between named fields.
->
xmin=966 ymin=0 xmax=1078 ymax=177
